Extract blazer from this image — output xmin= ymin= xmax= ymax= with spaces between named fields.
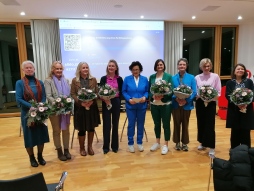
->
xmin=122 ymin=75 xmax=149 ymax=110
xmin=99 ymin=75 xmax=123 ymax=98
xmin=172 ymin=72 xmax=197 ymax=110
xmin=44 ymin=77 xmax=70 ymax=105
xmin=70 ymin=77 xmax=98 ymax=107
xmin=225 ymin=78 xmax=254 ymax=129
xmin=149 ymin=72 xmax=173 ymax=103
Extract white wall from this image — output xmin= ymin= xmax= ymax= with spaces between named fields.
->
xmin=238 ymin=23 xmax=254 ymax=79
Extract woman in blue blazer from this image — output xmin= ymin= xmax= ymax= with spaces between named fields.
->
xmin=122 ymin=61 xmax=149 ymax=153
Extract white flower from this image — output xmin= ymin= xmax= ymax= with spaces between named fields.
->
xmin=242 ymin=92 xmax=247 ymax=96
xmin=161 ymin=80 xmax=166 ymax=84
xmin=200 ymin=87 xmax=205 ymax=90
xmin=38 ymin=102 xmax=44 ymax=106
xmin=38 ymin=107 xmax=45 ymax=112
xmin=52 ymin=102 xmax=56 ymax=105
xmin=103 ymin=89 xmax=109 ymax=94
xmin=87 ymin=89 xmax=92 ymax=93
xmin=156 ymin=81 xmax=161 ymax=85
xmin=66 ymin=98 xmax=72 ymax=103
xmin=176 ymin=88 xmax=180 ymax=90
xmin=235 ymin=88 xmax=241 ymax=91
xmin=56 ymin=98 xmax=61 ymax=102
xmin=82 ymin=88 xmax=86 ymax=90
xmin=164 ymin=87 xmax=169 ymax=92
xmin=207 ymin=90 xmax=212 ymax=94
xmin=30 ymin=111 xmax=37 ymax=117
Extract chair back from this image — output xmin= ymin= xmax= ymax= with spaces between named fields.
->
xmin=218 ymin=86 xmax=228 ymax=108
xmin=0 ymin=172 xmax=48 ymax=191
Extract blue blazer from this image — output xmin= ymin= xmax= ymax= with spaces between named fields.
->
xmin=122 ymin=75 xmax=149 ymax=110
xmin=172 ymin=72 xmax=197 ymax=110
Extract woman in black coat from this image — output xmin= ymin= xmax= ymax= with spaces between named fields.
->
xmin=226 ymin=63 xmax=254 ymax=149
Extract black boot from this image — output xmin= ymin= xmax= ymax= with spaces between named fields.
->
xmin=29 ymin=154 xmax=38 ymax=167
xmin=64 ymin=149 xmax=71 ymax=160
xmin=57 ymin=148 xmax=67 ymax=161
xmin=37 ymin=153 xmax=46 ymax=165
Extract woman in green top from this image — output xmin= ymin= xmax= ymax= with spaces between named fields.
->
xmin=149 ymin=59 xmax=173 ymax=155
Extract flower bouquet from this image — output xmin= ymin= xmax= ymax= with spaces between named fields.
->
xmin=230 ymin=88 xmax=253 ymax=113
xmin=27 ymin=100 xmax=52 ymax=127
xmin=51 ymin=96 xmax=73 ymax=115
xmin=150 ymin=79 xmax=172 ymax=105
xmin=98 ymin=84 xmax=117 ymax=110
xmin=198 ymin=85 xmax=218 ymax=107
xmin=173 ymin=85 xmax=193 ymax=106
xmin=77 ymin=88 xmax=97 ymax=110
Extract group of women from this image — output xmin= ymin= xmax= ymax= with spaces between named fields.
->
xmin=15 ymin=58 xmax=254 ymax=167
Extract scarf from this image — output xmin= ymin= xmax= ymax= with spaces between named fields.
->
xmin=22 ymin=75 xmax=42 ymax=102
xmin=53 ymin=75 xmax=71 ymax=130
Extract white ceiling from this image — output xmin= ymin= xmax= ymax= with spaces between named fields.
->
xmin=0 ymin=0 xmax=254 ymax=24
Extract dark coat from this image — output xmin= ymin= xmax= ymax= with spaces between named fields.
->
xmin=225 ymin=79 xmax=254 ymax=130
xmin=213 ymin=145 xmax=254 ymax=191
xmin=99 ymin=75 xmax=123 ymax=98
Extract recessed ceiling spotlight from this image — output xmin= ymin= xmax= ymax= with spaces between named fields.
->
xmin=114 ymin=4 xmax=123 ymax=8
xmin=20 ymin=12 xmax=25 ymax=16
xmin=84 ymin=14 xmax=88 ymax=17
xmin=140 ymin=15 xmax=144 ymax=19
xmin=238 ymin=16 xmax=242 ymax=20
xmin=202 ymin=31 xmax=205 ymax=33
xmin=183 ymin=38 xmax=186 ymax=41
xmin=192 ymin=16 xmax=196 ymax=20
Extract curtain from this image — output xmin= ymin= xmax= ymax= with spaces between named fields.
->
xmin=31 ymin=20 xmax=61 ymax=81
xmin=164 ymin=21 xmax=183 ymax=75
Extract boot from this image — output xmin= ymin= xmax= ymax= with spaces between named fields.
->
xmin=29 ymin=154 xmax=38 ymax=167
xmin=37 ymin=153 xmax=46 ymax=165
xmin=87 ymin=132 xmax=94 ymax=155
xmin=57 ymin=148 xmax=67 ymax=161
xmin=78 ymin=136 xmax=87 ymax=156
xmin=64 ymin=149 xmax=71 ymax=160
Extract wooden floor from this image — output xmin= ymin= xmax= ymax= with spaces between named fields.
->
xmin=0 ymin=110 xmax=253 ymax=191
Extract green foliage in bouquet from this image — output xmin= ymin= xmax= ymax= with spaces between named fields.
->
xmin=77 ymin=88 xmax=97 ymax=102
xmin=98 ymin=84 xmax=117 ymax=99
xmin=230 ymin=88 xmax=253 ymax=105
xmin=150 ymin=79 xmax=172 ymax=95
xmin=198 ymin=85 xmax=218 ymax=102
xmin=51 ymin=96 xmax=73 ymax=115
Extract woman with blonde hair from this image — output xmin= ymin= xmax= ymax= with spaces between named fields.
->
xmin=71 ymin=62 xmax=101 ymax=156
xmin=44 ymin=61 xmax=71 ymax=161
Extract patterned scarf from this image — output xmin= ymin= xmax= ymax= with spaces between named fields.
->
xmin=22 ymin=75 xmax=42 ymax=102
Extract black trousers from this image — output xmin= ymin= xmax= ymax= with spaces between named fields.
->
xmin=195 ymin=99 xmax=216 ymax=148
xmin=102 ymin=97 xmax=121 ymax=151
xmin=231 ymin=128 xmax=251 ymax=149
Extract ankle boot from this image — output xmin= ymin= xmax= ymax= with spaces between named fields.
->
xmin=78 ymin=136 xmax=87 ymax=156
xmin=37 ymin=153 xmax=46 ymax=165
xmin=57 ymin=148 xmax=67 ymax=161
xmin=64 ymin=149 xmax=71 ymax=160
xmin=88 ymin=132 xmax=94 ymax=155
xmin=29 ymin=154 xmax=38 ymax=167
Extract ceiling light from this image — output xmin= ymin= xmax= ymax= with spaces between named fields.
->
xmin=114 ymin=4 xmax=122 ymax=8
xmin=20 ymin=12 xmax=25 ymax=16
xmin=140 ymin=15 xmax=144 ymax=19
xmin=84 ymin=14 xmax=88 ymax=17
xmin=238 ymin=16 xmax=242 ymax=20
xmin=224 ymin=48 xmax=227 ymax=49
xmin=183 ymin=38 xmax=186 ymax=41
xmin=202 ymin=31 xmax=205 ymax=33
xmin=192 ymin=16 xmax=196 ymax=19
xmin=185 ymin=50 xmax=188 ymax=51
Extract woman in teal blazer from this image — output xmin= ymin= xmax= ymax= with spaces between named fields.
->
xmin=122 ymin=61 xmax=149 ymax=153
xmin=149 ymin=59 xmax=173 ymax=155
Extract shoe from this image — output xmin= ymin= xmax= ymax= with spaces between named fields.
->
xmin=112 ymin=149 xmax=118 ymax=153
xmin=161 ymin=145 xmax=169 ymax=155
xmin=137 ymin=144 xmax=144 ymax=152
xmin=209 ymin=149 xmax=215 ymax=157
xmin=182 ymin=144 xmax=188 ymax=151
xmin=150 ymin=143 xmax=160 ymax=151
xmin=37 ymin=153 xmax=46 ymax=166
xmin=197 ymin=144 xmax=206 ymax=150
xmin=64 ymin=149 xmax=71 ymax=160
xmin=174 ymin=143 xmax=181 ymax=151
xmin=128 ymin=145 xmax=135 ymax=153
xmin=29 ymin=155 xmax=38 ymax=167
xmin=103 ymin=149 xmax=109 ymax=154
xmin=80 ymin=149 xmax=87 ymax=156
xmin=57 ymin=148 xmax=67 ymax=161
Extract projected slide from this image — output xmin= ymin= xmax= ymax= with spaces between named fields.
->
xmin=59 ymin=19 xmax=164 ymax=80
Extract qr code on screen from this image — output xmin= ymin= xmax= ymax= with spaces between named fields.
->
xmin=64 ymin=34 xmax=81 ymax=51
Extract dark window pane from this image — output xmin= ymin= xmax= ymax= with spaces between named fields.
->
xmin=220 ymin=27 xmax=236 ymax=76
xmin=24 ymin=25 xmax=34 ymax=61
xmin=0 ymin=24 xmax=20 ymax=113
xmin=183 ymin=27 xmax=215 ymax=76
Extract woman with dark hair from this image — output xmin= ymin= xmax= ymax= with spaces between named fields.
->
xmin=122 ymin=61 xmax=149 ymax=153
xmin=226 ymin=63 xmax=254 ymax=149
xmin=149 ymin=59 xmax=173 ymax=155
xmin=172 ymin=58 xmax=196 ymax=152
xmin=15 ymin=60 xmax=49 ymax=167
xmin=44 ymin=61 xmax=71 ymax=161
xmin=100 ymin=59 xmax=123 ymax=154
xmin=71 ymin=62 xmax=101 ymax=156
xmin=195 ymin=58 xmax=221 ymax=156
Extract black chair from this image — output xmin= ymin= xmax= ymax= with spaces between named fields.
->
xmin=0 ymin=171 xmax=67 ymax=191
